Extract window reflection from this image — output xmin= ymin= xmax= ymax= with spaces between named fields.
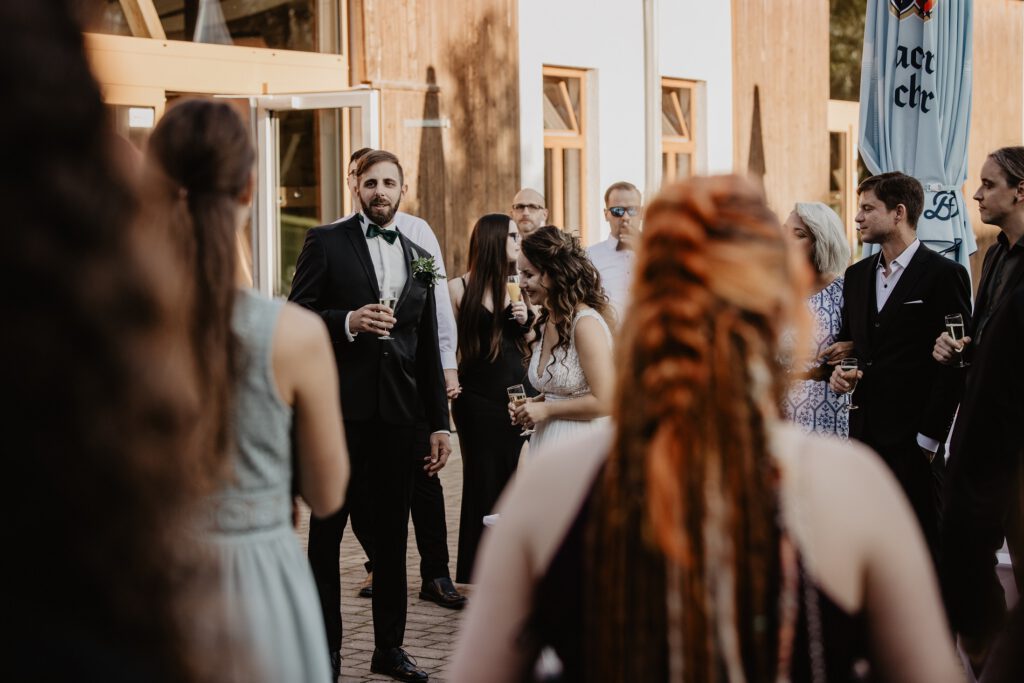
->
xmin=157 ymin=0 xmax=318 ymax=51
xmin=85 ymin=0 xmax=330 ymax=54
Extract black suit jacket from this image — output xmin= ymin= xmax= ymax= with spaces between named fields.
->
xmin=287 ymin=215 xmax=450 ymax=432
xmin=839 ymin=244 xmax=971 ymax=450
xmin=969 ymin=240 xmax=1024 ymax=354
xmin=941 ymin=249 xmax=1024 ymax=643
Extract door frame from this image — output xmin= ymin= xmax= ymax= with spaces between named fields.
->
xmin=246 ymin=89 xmax=381 ymax=296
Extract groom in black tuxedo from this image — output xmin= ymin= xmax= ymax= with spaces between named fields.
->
xmin=830 ymin=171 xmax=970 ymax=565
xmin=289 ymin=150 xmax=450 ymax=682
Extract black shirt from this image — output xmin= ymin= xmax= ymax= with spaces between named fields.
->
xmin=975 ymin=231 xmax=1024 ymax=346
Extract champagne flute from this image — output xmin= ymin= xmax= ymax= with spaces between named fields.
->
xmin=839 ymin=357 xmax=860 ymax=410
xmin=506 ymin=384 xmax=534 ymax=436
xmin=506 ymin=275 xmax=521 ymax=320
xmin=945 ymin=313 xmax=969 ymax=368
xmin=378 ymin=287 xmax=398 ymax=341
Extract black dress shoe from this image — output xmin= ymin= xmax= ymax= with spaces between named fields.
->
xmin=358 ymin=571 xmax=373 ymax=598
xmin=419 ymin=576 xmax=467 ymax=609
xmin=370 ymin=647 xmax=428 ymax=682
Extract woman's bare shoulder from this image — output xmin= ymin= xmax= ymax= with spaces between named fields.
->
xmin=775 ymin=425 xmax=901 ymax=501
xmin=275 ymin=302 xmax=329 ymax=350
xmin=448 ymin=273 xmax=467 ymax=304
xmin=773 ymin=424 xmax=919 ymax=611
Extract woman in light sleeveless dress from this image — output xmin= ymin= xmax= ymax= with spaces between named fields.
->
xmin=512 ymin=226 xmax=615 ymax=458
xmin=146 ymin=100 xmax=350 ymax=682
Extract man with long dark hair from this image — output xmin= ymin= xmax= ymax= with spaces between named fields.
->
xmin=937 ymin=147 xmax=1024 ymax=677
xmin=290 ymin=150 xmax=450 ymax=682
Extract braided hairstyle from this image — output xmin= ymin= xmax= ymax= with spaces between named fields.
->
xmin=583 ymin=176 xmax=812 ymax=682
xmin=519 ymin=226 xmax=614 ymax=364
xmin=144 ymin=99 xmax=255 ymax=488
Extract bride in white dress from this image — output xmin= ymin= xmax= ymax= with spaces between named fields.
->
xmin=512 ymin=226 xmax=615 ymax=458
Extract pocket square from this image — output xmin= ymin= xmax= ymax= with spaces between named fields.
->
xmin=904 ymin=299 xmax=924 ymax=305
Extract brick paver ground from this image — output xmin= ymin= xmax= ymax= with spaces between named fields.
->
xmin=297 ymin=436 xmax=469 ymax=683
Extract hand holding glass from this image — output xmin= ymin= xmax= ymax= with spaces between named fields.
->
xmin=839 ymin=358 xmax=860 ymax=411
xmin=378 ymin=288 xmax=398 ymax=341
xmin=507 ymin=275 xmax=522 ymax=320
xmin=506 ymin=384 xmax=534 ymax=436
xmin=944 ymin=314 xmax=969 ymax=368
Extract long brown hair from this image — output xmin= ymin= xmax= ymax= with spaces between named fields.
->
xmin=458 ymin=213 xmax=519 ymax=363
xmin=5 ymin=2 xmax=229 ymax=679
xmin=145 ymin=99 xmax=255 ymax=486
xmin=583 ymin=176 xmax=811 ymax=682
xmin=520 ymin=226 xmax=614 ymax=363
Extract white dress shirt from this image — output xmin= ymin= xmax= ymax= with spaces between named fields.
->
xmin=586 ymin=236 xmax=634 ymax=322
xmin=873 ymin=239 xmax=937 ymax=453
xmin=875 ymin=238 xmax=921 ymax=311
xmin=338 ymin=211 xmax=458 ymax=370
xmin=343 ymin=212 xmax=407 ymax=341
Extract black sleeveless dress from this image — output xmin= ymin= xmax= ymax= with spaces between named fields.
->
xmin=451 ymin=302 xmax=535 ymax=583
xmin=525 ymin=481 xmax=871 ymax=682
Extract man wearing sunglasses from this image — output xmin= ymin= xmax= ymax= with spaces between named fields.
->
xmin=587 ymin=181 xmax=643 ymax=321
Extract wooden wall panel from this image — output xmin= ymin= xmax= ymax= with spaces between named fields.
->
xmin=355 ymin=0 xmax=520 ymax=274
xmin=965 ymin=0 xmax=1024 ymax=286
xmin=731 ymin=0 xmax=830 ymax=218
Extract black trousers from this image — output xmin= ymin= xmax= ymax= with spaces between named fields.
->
xmin=308 ymin=420 xmax=421 ymax=651
xmin=356 ymin=454 xmax=452 ymax=583
xmin=869 ymin=437 xmax=946 ymax=566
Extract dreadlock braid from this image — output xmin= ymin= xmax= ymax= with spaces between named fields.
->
xmin=584 ymin=176 xmax=812 ymax=682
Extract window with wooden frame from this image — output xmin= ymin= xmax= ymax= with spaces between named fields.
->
xmin=543 ymin=66 xmax=587 ymax=239
xmin=661 ymin=78 xmax=698 ymax=185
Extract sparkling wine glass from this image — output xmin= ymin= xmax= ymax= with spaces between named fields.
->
xmin=506 ymin=384 xmax=534 ymax=436
xmin=378 ymin=287 xmax=398 ymax=341
xmin=945 ymin=313 xmax=969 ymax=368
xmin=839 ymin=357 xmax=860 ymax=411
xmin=506 ymin=275 xmax=521 ymax=320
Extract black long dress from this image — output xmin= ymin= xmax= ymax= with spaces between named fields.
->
xmin=452 ymin=303 xmax=534 ymax=583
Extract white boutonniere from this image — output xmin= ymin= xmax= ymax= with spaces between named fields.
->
xmin=411 ymin=256 xmax=442 ymax=288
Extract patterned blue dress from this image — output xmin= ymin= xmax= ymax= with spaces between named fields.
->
xmin=782 ymin=278 xmax=849 ymax=439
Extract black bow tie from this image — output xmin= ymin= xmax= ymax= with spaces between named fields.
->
xmin=366 ymin=223 xmax=399 ymax=245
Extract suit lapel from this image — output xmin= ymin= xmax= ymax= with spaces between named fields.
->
xmin=343 ymin=218 xmax=380 ymax=300
xmin=396 ymin=231 xmax=415 ymax=311
xmin=973 ymin=245 xmax=999 ymax=317
xmin=856 ymin=254 xmax=880 ymax=352
xmin=876 ymin=245 xmax=930 ymax=328
xmin=982 ymin=253 xmax=1024 ymax=323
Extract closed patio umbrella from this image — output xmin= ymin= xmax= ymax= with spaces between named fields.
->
xmin=858 ymin=0 xmax=977 ymax=278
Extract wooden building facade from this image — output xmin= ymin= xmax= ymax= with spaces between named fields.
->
xmin=85 ymin=0 xmax=1024 ymax=290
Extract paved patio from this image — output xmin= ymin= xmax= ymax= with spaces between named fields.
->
xmin=297 ymin=437 xmax=469 ymax=683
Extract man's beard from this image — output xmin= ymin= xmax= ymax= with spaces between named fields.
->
xmin=365 ymin=196 xmax=400 ymax=226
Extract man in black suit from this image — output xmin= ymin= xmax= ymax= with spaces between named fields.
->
xmin=934 ymin=147 xmax=1024 ymax=676
xmin=830 ymin=171 xmax=971 ymax=564
xmin=290 ymin=150 xmax=450 ymax=682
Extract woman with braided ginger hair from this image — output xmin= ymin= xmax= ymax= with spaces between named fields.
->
xmin=451 ymin=177 xmax=961 ymax=682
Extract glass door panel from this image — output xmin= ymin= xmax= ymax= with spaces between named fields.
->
xmin=249 ymin=90 xmax=380 ymax=297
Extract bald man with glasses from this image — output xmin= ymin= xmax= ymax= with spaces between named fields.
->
xmin=511 ymin=188 xmax=548 ymax=238
xmin=587 ymin=181 xmax=643 ymax=321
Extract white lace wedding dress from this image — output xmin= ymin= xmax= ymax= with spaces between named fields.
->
xmin=526 ymin=308 xmax=612 ymax=459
